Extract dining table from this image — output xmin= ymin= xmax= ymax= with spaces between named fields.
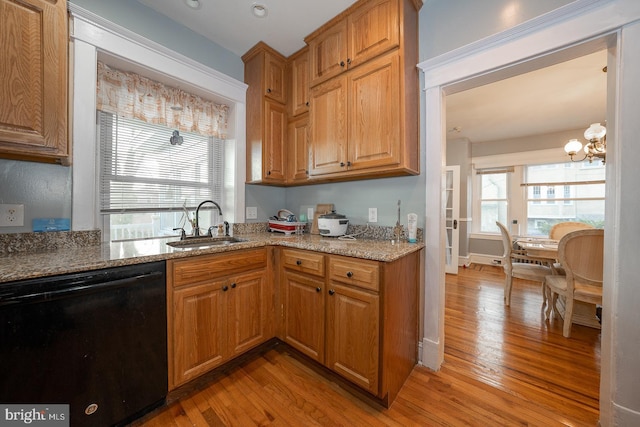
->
xmin=515 ymin=237 xmax=601 ymax=330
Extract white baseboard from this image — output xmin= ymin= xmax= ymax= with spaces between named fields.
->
xmin=468 ymin=253 xmax=504 ymax=266
xmin=420 ymin=337 xmax=443 ymax=371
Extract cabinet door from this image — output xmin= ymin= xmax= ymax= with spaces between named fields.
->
xmin=264 ymin=99 xmax=287 ymax=182
xmin=290 ymin=49 xmax=310 ymax=116
xmin=265 ymin=52 xmax=287 ymax=103
xmin=308 ymin=19 xmax=348 ymax=87
xmin=348 ymin=52 xmax=401 ymax=171
xmin=287 ymin=115 xmax=309 ymax=183
xmin=172 ymin=280 xmax=226 ymax=387
xmin=326 ymin=283 xmax=379 ymax=394
xmin=228 ymin=270 xmax=269 ymax=356
xmin=282 ymin=270 xmax=326 ymax=362
xmin=0 ymin=0 xmax=68 ymax=164
xmin=347 ymin=0 xmax=399 ymax=68
xmin=309 ymin=76 xmax=348 ymax=176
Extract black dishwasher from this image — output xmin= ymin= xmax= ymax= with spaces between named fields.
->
xmin=0 ymin=261 xmax=168 ymax=427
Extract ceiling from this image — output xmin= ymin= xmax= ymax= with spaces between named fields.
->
xmin=446 ymin=50 xmax=608 ymax=144
xmin=136 ymin=0 xmax=607 ymax=144
xmin=137 ymin=0 xmax=357 ymax=57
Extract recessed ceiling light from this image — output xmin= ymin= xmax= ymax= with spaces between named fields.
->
xmin=251 ymin=2 xmax=268 ymax=18
xmin=184 ymin=0 xmax=201 ymax=10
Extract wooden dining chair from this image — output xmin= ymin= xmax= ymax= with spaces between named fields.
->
xmin=544 ymin=229 xmax=604 ymax=337
xmin=496 ymin=221 xmax=552 ymax=306
xmin=548 ymin=222 xmax=594 ymax=275
xmin=549 ymin=221 xmax=594 ymax=240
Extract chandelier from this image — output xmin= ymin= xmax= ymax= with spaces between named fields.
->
xmin=564 ymin=123 xmax=607 ymax=164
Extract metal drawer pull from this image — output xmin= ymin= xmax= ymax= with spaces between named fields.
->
xmin=296 ymin=260 xmax=302 ymax=265
xmin=328 ymin=289 xmax=335 ymax=296
xmin=346 ymin=271 xmax=353 ymax=278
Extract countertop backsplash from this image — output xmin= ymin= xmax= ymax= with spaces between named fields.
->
xmin=235 ymin=222 xmax=423 ymax=242
xmin=0 ymin=230 xmax=101 ymax=254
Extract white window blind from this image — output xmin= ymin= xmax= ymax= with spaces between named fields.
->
xmin=98 ymin=111 xmax=223 ymax=215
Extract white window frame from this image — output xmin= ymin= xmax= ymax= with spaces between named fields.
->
xmin=69 ymin=8 xmax=247 ymax=235
xmin=471 ymin=149 xmax=605 ymax=238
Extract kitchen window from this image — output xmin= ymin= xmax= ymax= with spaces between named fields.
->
xmin=96 ymin=62 xmax=229 ymax=242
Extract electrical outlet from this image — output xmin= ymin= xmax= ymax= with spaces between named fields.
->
xmin=0 ymin=204 xmax=25 ymax=227
xmin=368 ymin=207 xmax=378 ymax=223
xmin=246 ymin=206 xmax=258 ymax=219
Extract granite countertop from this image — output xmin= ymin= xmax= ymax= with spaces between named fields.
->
xmin=0 ymin=231 xmax=424 ymax=284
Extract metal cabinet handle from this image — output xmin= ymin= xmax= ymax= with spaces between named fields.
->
xmin=339 ymin=61 xmax=345 ymax=67
xmin=347 ymin=58 xmax=352 ymax=65
xmin=346 ymin=271 xmax=353 ymax=278
xmin=296 ymin=260 xmax=302 ymax=266
xmin=267 ymin=88 xmax=272 ymax=93
xmin=316 ymin=287 xmax=321 ymax=293
xmin=340 ymin=162 xmax=345 ymax=167
xmin=328 ymin=289 xmax=335 ymax=296
xmin=231 ymin=282 xmax=237 ymax=289
xmin=222 ymin=285 xmax=229 ymax=291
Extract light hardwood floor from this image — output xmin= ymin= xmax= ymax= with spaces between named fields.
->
xmin=132 ymin=264 xmax=600 ymax=426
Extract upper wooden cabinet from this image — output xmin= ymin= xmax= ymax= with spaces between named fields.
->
xmin=0 ymin=0 xmax=69 ymax=165
xmin=287 ymin=115 xmax=310 ymax=184
xmin=243 ymin=42 xmax=288 ymax=185
xmin=307 ymin=0 xmax=420 ymax=181
xmin=306 ymin=0 xmax=400 ymax=88
xmin=288 ymin=47 xmax=310 ymax=117
xmin=310 ymin=51 xmax=410 ymax=177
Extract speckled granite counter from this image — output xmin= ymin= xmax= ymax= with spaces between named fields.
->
xmin=0 ymin=231 xmax=424 ymax=283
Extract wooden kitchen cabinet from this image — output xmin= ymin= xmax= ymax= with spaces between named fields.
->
xmin=167 ymin=249 xmax=271 ymax=389
xmin=287 ymin=115 xmax=310 ymax=183
xmin=326 ymin=283 xmax=380 ymax=394
xmin=281 ymin=249 xmax=326 ymax=361
xmin=307 ymin=0 xmax=420 ymax=180
xmin=309 ymin=51 xmax=404 ymax=177
xmin=288 ymin=47 xmax=310 ymax=117
xmin=243 ymin=42 xmax=288 ymax=184
xmin=278 ymin=248 xmax=421 ymax=406
xmin=327 ymin=256 xmax=380 ymax=393
xmin=306 ymin=0 xmax=399 ymax=88
xmin=0 ymin=0 xmax=69 ymax=164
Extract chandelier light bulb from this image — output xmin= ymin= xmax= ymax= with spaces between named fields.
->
xmin=564 ymin=138 xmax=583 ymax=155
xmin=584 ymin=123 xmax=606 ymax=141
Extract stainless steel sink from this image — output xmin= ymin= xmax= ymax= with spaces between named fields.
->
xmin=166 ymin=236 xmax=246 ymax=250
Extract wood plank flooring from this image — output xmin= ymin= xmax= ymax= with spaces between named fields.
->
xmin=131 ymin=264 xmax=600 ymax=426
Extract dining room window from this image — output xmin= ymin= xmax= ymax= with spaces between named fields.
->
xmin=524 ymin=162 xmax=605 ymax=236
xmin=476 ymin=168 xmax=511 ymax=233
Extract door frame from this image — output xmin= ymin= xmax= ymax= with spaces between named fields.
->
xmin=418 ymin=1 xmax=639 ymax=425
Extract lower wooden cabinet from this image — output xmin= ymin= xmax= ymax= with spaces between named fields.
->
xmin=282 ymin=270 xmax=325 ymax=362
xmin=279 ymin=247 xmax=421 ymax=405
xmin=166 ymin=245 xmax=420 ymax=406
xmin=167 ymin=249 xmax=271 ymax=389
xmin=326 ymin=283 xmax=380 ymax=394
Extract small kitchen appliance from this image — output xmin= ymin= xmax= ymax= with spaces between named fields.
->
xmin=317 ymin=211 xmax=349 ymax=237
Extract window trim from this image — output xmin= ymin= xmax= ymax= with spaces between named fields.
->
xmin=70 ymin=10 xmax=247 ymax=235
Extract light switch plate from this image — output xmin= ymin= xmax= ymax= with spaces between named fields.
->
xmin=0 ymin=204 xmax=24 ymax=227
xmin=246 ymin=206 xmax=258 ymax=219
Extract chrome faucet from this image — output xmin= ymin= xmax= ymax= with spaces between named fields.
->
xmin=194 ymin=200 xmax=223 ymax=237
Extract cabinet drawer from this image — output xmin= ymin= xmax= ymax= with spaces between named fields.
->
xmin=170 ymin=249 xmax=266 ymax=287
xmin=281 ymin=249 xmax=325 ymax=276
xmin=329 ymin=256 xmax=379 ymax=291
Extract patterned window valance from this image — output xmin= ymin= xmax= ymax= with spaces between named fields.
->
xmin=96 ymin=61 xmax=229 ymax=138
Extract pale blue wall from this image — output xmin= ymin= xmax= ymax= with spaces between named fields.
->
xmin=0 ymin=0 xmax=575 ymax=234
xmin=420 ymin=0 xmax=574 ymax=59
